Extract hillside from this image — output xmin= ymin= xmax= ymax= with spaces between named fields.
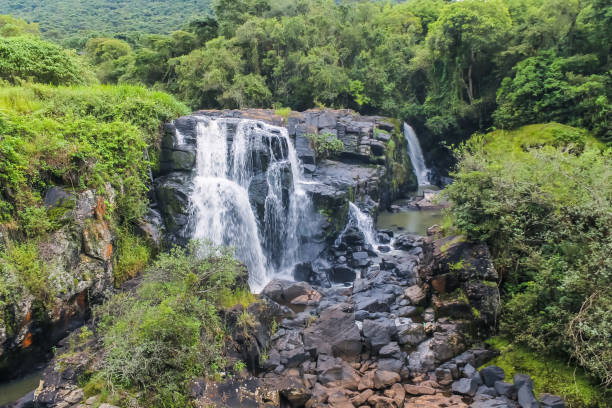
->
xmin=0 ymin=0 xmax=212 ymax=40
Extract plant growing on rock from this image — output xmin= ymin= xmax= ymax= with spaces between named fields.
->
xmin=306 ymin=132 xmax=344 ymax=160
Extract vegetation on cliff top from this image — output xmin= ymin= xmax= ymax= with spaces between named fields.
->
xmin=0 ymin=27 xmax=188 ymax=334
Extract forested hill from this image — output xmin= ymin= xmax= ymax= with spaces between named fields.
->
xmin=0 ymin=0 xmax=212 ymax=40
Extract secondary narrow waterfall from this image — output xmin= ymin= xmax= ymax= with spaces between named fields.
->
xmin=403 ymin=123 xmax=431 ymax=186
xmin=335 ymin=202 xmax=378 ymax=249
xmin=190 ymin=117 xmax=312 ymax=292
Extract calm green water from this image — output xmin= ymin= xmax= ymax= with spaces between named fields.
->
xmin=0 ymin=370 xmax=42 ymax=406
xmin=377 ymin=209 xmax=444 ymax=236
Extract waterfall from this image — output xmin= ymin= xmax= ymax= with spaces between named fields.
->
xmin=403 ymin=123 xmax=431 ymax=186
xmin=335 ymin=202 xmax=378 ymax=249
xmin=189 ymin=117 xmax=312 ymax=293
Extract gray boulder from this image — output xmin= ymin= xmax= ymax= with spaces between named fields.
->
xmin=540 ymin=394 xmax=565 ymax=408
xmin=451 ymin=377 xmax=481 ymax=396
xmin=481 ymin=366 xmax=505 ymax=387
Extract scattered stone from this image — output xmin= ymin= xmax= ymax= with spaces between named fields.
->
xmin=403 ymin=285 xmax=425 ymax=305
xmin=477 ymin=385 xmax=499 ymax=397
xmin=404 ymin=384 xmax=436 ymax=395
xmin=373 ymin=370 xmax=400 ymax=389
xmin=517 ymin=384 xmax=539 ymax=408
xmin=494 ymin=381 xmax=516 ymax=399
xmin=480 ymin=366 xmax=505 ymax=387
xmin=451 ymin=376 xmax=481 ymax=396
xmin=540 ymin=393 xmax=565 ymax=408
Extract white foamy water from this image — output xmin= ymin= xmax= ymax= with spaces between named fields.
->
xmin=335 ymin=202 xmax=378 ymax=249
xmin=189 ymin=117 xmax=313 ymax=292
xmin=403 ymin=123 xmax=431 ymax=186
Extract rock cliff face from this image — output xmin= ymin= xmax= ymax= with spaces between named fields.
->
xmin=154 ymin=108 xmax=416 ymax=248
xmin=0 ymin=187 xmax=115 ymax=379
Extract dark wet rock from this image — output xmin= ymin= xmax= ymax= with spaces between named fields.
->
xmin=330 ymin=264 xmax=356 ymax=284
xmin=303 ymin=303 xmax=361 ymax=361
xmin=517 ymin=384 xmax=539 ymax=408
xmin=378 ymin=342 xmax=401 ymax=359
xmin=362 ymin=319 xmax=396 ymax=353
xmin=480 ymin=366 xmax=505 ymax=387
xmin=393 ymin=234 xmax=424 ymax=250
xmin=471 ymin=395 xmax=517 ymax=408
xmin=477 ymin=385 xmax=499 ymax=397
xmin=540 ymin=393 xmax=565 ymax=408
xmin=154 ymin=172 xmax=192 ymax=240
xmin=494 ymin=381 xmax=516 ymax=399
xmin=513 ymin=374 xmax=534 ymax=391
xmin=452 ymin=377 xmax=481 ymax=396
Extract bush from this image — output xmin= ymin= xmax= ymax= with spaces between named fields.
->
xmin=445 ymin=124 xmax=612 ymax=387
xmin=0 ymin=242 xmax=53 ymax=327
xmin=94 ymin=242 xmax=248 ymax=407
xmin=113 ymin=228 xmax=152 ymax=285
xmin=306 ymin=132 xmax=345 ymax=159
xmin=0 ymin=36 xmax=96 ymax=85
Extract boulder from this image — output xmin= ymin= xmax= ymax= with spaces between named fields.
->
xmin=477 ymin=385 xmax=499 ymax=397
xmin=404 ymin=384 xmax=436 ymax=395
xmin=362 ymin=319 xmax=396 ymax=353
xmin=480 ymin=366 xmax=505 ymax=387
xmin=540 ymin=394 xmax=565 ymax=408
xmin=395 ymin=318 xmax=426 ymax=346
xmin=403 ymin=285 xmax=425 ymax=305
xmin=316 ymin=355 xmax=360 ymax=390
xmin=494 ymin=381 xmax=516 ymax=399
xmin=451 ymin=377 xmax=481 ymax=396
xmin=517 ymin=385 xmax=539 ymax=408
xmin=303 ymin=303 xmax=362 ymax=361
xmin=373 ymin=370 xmax=400 ymax=389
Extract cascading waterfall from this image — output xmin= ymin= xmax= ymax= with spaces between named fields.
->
xmin=403 ymin=123 xmax=431 ymax=186
xmin=189 ymin=117 xmax=312 ymax=292
xmin=335 ymin=202 xmax=378 ymax=249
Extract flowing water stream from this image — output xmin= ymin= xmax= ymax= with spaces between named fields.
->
xmin=403 ymin=123 xmax=431 ymax=186
xmin=189 ymin=118 xmax=313 ymax=292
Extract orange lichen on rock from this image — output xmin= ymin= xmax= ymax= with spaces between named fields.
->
xmin=21 ymin=332 xmax=33 ymax=349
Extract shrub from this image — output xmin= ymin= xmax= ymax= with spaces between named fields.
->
xmin=0 ymin=36 xmax=96 ymax=85
xmin=306 ymin=132 xmax=344 ymax=159
xmin=445 ymin=124 xmax=612 ymax=387
xmin=113 ymin=228 xmax=152 ymax=285
xmin=94 ymin=242 xmax=248 ymax=407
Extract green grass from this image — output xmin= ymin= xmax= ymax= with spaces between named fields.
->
xmin=218 ymin=287 xmax=257 ymax=309
xmin=481 ymin=123 xmax=603 ymax=158
xmin=483 ymin=337 xmax=610 ymax=408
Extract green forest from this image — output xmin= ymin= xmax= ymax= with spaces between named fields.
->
xmin=0 ymin=0 xmax=610 ymax=407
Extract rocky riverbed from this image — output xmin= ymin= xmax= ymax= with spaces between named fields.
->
xmin=9 ymin=222 xmax=565 ymax=408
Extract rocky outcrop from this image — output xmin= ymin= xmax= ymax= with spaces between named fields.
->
xmin=0 ymin=186 xmax=115 ymax=380
xmin=154 ymin=109 xmax=416 ymax=247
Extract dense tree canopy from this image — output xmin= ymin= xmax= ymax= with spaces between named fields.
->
xmin=28 ymin=0 xmax=606 ymax=153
